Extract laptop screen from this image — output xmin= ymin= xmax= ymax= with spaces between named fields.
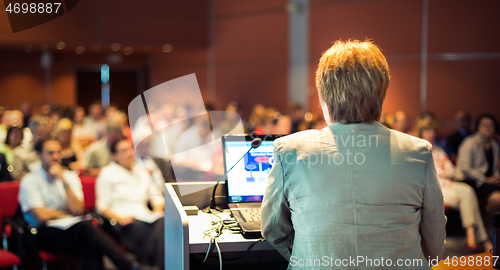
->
xmin=223 ymin=135 xmax=277 ymax=203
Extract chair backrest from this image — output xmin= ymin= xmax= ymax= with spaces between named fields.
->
xmin=0 ymin=182 xmax=20 ymax=219
xmin=80 ymin=176 xmax=96 ymax=211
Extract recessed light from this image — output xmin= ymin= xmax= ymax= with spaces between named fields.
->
xmin=75 ymin=46 xmax=85 ymax=54
xmin=56 ymin=42 xmax=66 ymax=50
xmin=123 ymin=47 xmax=133 ymax=55
xmin=111 ymin=43 xmax=121 ymax=51
xmin=162 ymin=44 xmax=173 ymax=53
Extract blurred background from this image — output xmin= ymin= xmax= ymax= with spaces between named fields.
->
xmin=0 ymin=0 xmax=499 ymax=133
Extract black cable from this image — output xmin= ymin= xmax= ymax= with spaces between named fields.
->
xmin=208 ymin=238 xmax=265 ymax=261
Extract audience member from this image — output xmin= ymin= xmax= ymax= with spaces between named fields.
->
xmin=417 ymin=118 xmax=492 ymax=251
xmin=447 ymin=110 xmax=473 ymax=163
xmin=379 ymin=111 xmax=391 ymax=128
xmin=0 ymin=126 xmax=24 ymax=167
xmin=83 ymin=102 xmax=106 ymax=141
xmin=0 ymin=109 xmax=24 ymax=144
xmin=12 ymin=115 xmax=50 ymax=180
xmin=246 ymin=104 xmax=266 ymax=133
xmin=287 ymin=102 xmax=305 ymax=133
xmin=72 ymin=106 xmax=95 ymax=148
xmin=18 ymin=139 xmax=144 ymax=270
xmin=455 ymin=114 xmax=500 ymax=235
xmin=96 ymin=138 xmax=164 ymax=269
xmin=272 ymin=114 xmax=292 ymax=135
xmin=83 ymin=119 xmax=124 ymax=176
xmin=48 ymin=102 xmax=61 ymax=129
xmin=51 ymin=118 xmax=84 ymax=171
xmin=19 ymin=101 xmax=32 ymax=128
xmin=392 ymin=110 xmax=411 ymax=133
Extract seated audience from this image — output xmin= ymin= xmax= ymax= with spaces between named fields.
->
xmin=96 ymin=138 xmax=164 ymax=269
xmin=18 ymin=139 xmax=145 ymax=270
xmin=51 ymin=118 xmax=84 ymax=171
xmin=0 ymin=125 xmax=24 ymax=167
xmin=261 ymin=40 xmax=445 ymax=266
xmin=12 ymin=115 xmax=50 ymax=180
xmin=447 ymin=110 xmax=473 ymax=164
xmin=392 ymin=110 xmax=412 ymax=133
xmin=417 ymin=118 xmax=492 ymax=251
xmin=83 ymin=119 xmax=124 ymax=176
xmin=455 ymin=114 xmax=500 ymax=235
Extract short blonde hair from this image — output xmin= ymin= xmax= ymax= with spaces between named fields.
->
xmin=316 ymin=40 xmax=390 ymax=124
xmin=51 ymin=118 xmax=73 ymax=139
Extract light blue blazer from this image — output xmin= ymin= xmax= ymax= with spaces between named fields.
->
xmin=261 ymin=122 xmax=446 ymax=269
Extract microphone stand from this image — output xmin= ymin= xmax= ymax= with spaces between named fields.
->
xmin=208 ymin=138 xmax=262 ymax=212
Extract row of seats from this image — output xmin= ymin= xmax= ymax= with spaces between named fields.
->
xmin=0 ymin=176 xmax=97 ymax=269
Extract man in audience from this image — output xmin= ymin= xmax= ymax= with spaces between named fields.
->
xmin=83 ymin=119 xmax=124 ymax=176
xmin=96 ymin=138 xmax=165 ymax=269
xmin=83 ymin=102 xmax=105 ymax=140
xmin=392 ymin=110 xmax=412 ymax=133
xmin=18 ymin=139 xmax=147 ymax=270
xmin=447 ymin=110 xmax=473 ymax=163
xmin=19 ymin=101 xmax=32 ymax=128
xmin=12 ymin=115 xmax=49 ymax=180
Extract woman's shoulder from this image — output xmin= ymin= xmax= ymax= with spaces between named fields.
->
xmin=274 ymin=129 xmax=323 ymax=149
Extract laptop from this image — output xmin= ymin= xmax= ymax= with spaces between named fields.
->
xmin=222 ymin=135 xmax=279 ymax=238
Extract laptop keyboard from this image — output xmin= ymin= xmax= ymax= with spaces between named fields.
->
xmin=240 ymin=208 xmax=261 ymax=222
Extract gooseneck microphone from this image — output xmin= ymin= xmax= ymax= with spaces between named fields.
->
xmin=209 ymin=138 xmax=262 ymax=211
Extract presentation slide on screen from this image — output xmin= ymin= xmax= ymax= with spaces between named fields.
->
xmin=225 ymin=141 xmax=274 ymax=200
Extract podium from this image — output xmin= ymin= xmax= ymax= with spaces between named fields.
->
xmin=164 ymin=183 xmax=277 ymax=269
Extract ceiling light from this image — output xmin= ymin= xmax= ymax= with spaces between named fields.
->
xmin=111 ymin=43 xmax=121 ymax=51
xmin=75 ymin=46 xmax=85 ymax=54
xmin=56 ymin=42 xmax=66 ymax=50
xmin=162 ymin=44 xmax=173 ymax=53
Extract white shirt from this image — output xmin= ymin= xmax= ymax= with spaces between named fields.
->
xmin=96 ymin=161 xmax=164 ymax=223
xmin=18 ymin=168 xmax=84 ymax=228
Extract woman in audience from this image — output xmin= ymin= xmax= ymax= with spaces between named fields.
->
xmin=51 ymin=118 xmax=84 ymax=171
xmin=417 ymin=119 xmax=492 ymax=251
xmin=0 ymin=125 xmax=24 ymax=166
xmin=72 ymin=106 xmax=96 ymax=148
xmin=455 ymin=114 xmax=500 ymax=236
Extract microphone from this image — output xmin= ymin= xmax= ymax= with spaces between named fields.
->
xmin=209 ymin=138 xmax=262 ymax=211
